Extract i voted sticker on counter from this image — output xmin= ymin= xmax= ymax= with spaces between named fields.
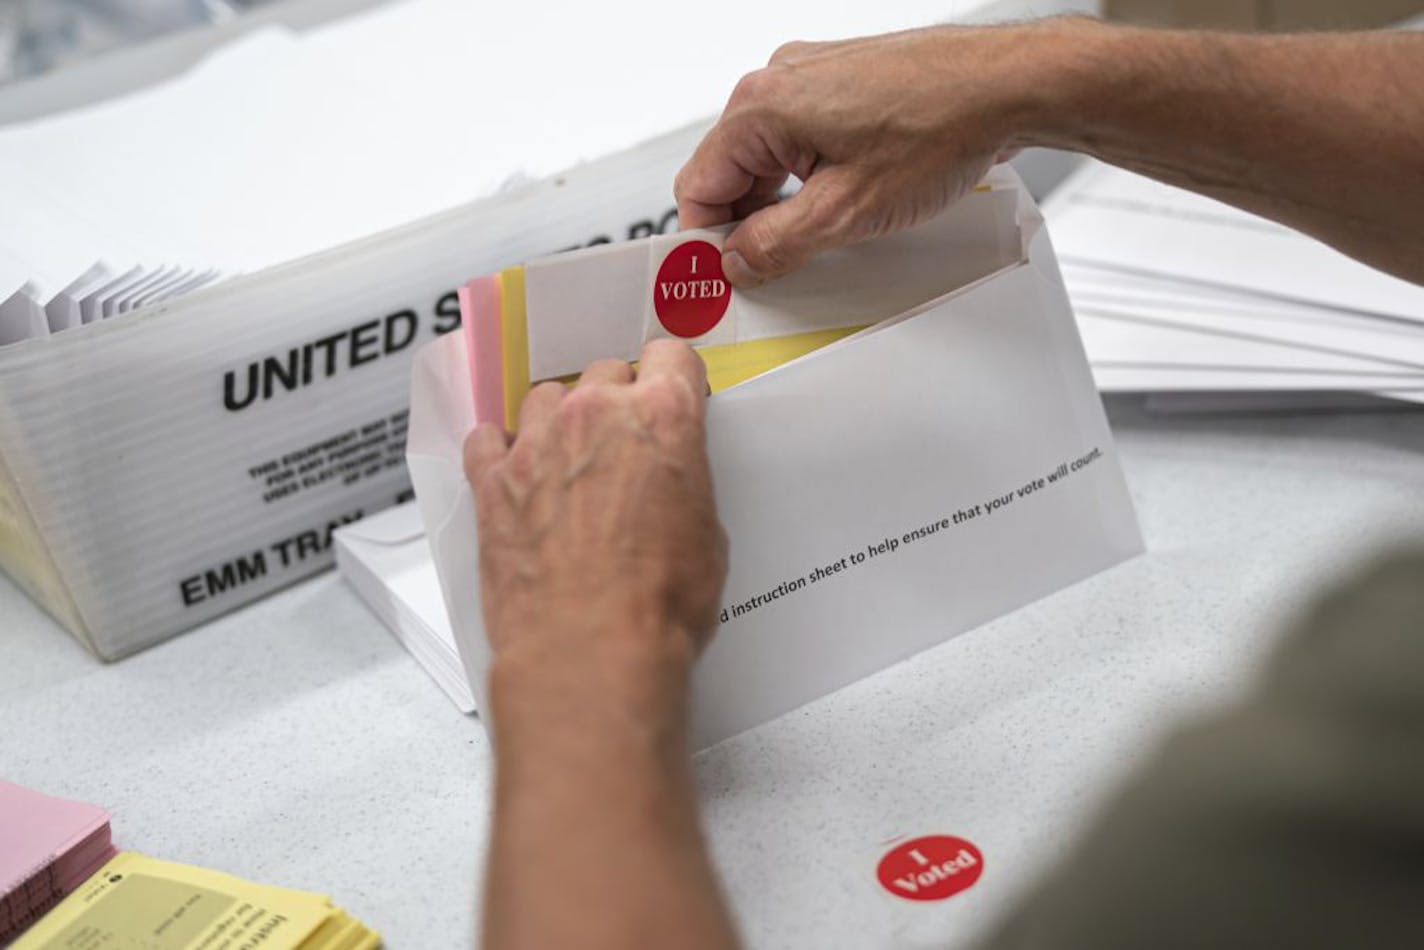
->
xmin=876 ymin=834 xmax=984 ymax=902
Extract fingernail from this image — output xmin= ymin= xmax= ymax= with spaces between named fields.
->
xmin=722 ymin=249 xmax=764 ymax=289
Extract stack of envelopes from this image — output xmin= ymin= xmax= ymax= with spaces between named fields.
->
xmin=0 ymin=780 xmax=116 ymax=945
xmin=333 ymin=501 xmax=474 ymax=712
xmin=1044 ymin=160 xmax=1424 ymax=410
xmin=10 ymin=852 xmax=379 ymax=950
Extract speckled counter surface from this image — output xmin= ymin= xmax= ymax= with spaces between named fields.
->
xmin=5 ymin=399 xmax=1424 ymax=949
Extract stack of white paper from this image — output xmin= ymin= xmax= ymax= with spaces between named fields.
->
xmin=333 ymin=502 xmax=473 ymax=713
xmin=1044 ymin=160 xmax=1424 ymax=410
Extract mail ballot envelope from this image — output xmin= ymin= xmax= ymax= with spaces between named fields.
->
xmin=406 ymin=166 xmax=1144 ymax=749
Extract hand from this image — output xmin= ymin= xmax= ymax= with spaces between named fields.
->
xmin=471 ymin=342 xmax=740 ymax=950
xmin=464 ymin=340 xmax=728 ymax=727
xmin=675 ymin=20 xmax=1083 ymax=286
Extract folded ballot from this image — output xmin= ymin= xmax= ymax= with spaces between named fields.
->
xmin=9 ymin=852 xmax=379 ymax=950
xmin=408 ymin=167 xmax=1144 ymax=746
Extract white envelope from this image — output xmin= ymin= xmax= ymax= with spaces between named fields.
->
xmin=0 ymin=287 xmax=47 ymax=346
xmin=333 ymin=501 xmax=474 ymax=713
xmin=407 ymin=174 xmax=1144 ymax=749
xmin=1044 ymin=160 xmax=1424 ymax=323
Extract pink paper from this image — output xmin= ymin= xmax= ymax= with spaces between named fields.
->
xmin=459 ymin=276 xmax=505 ymax=427
xmin=0 ymin=780 xmax=113 ymax=905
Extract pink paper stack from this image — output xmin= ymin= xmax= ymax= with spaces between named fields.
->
xmin=1 ymin=780 xmax=115 ymax=946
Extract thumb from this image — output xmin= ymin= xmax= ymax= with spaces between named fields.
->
xmin=721 ymin=167 xmax=860 ymax=288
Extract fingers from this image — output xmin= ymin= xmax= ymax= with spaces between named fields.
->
xmin=674 ymin=126 xmax=758 ymax=231
xmin=729 ymin=172 xmax=789 ymax=223
xmin=577 ymin=358 xmax=635 ymax=388
xmin=477 ymin=361 xmax=632 ymax=476
xmin=638 ymin=339 xmax=708 ymax=409
xmin=516 ymin=379 xmax=567 ymax=445
xmin=675 ymin=112 xmax=794 ymax=231
xmin=463 ymin=424 xmax=511 ymax=484
xmin=722 ymin=168 xmax=859 ymax=287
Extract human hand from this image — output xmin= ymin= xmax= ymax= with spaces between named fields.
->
xmin=464 ymin=340 xmax=728 ymax=726
xmin=675 ymin=20 xmax=1084 ymax=286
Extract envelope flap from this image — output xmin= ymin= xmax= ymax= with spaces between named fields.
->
xmin=336 ymin=501 xmax=426 ymax=546
xmin=406 ymin=331 xmax=475 ymax=538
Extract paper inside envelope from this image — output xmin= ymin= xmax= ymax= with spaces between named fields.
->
xmin=521 ymin=185 xmax=1023 ymax=382
xmin=406 ymin=175 xmax=1143 ymax=748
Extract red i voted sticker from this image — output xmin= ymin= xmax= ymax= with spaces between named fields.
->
xmin=876 ymin=835 xmax=984 ymax=902
xmin=654 ymin=240 xmax=731 ymax=338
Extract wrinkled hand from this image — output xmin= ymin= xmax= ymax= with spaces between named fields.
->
xmin=675 ymin=21 xmax=1072 ymax=286
xmin=464 ymin=340 xmax=728 ymax=724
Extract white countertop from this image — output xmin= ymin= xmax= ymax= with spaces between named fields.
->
xmin=7 ymin=398 xmax=1424 ymax=949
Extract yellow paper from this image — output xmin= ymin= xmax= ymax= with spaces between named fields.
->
xmin=301 ymin=909 xmax=382 ymax=950
xmin=11 ymin=852 xmax=379 ymax=950
xmin=543 ymin=327 xmax=867 ymax=394
xmin=498 ymin=266 xmax=530 ymax=432
xmin=697 ymin=326 xmax=867 ymax=392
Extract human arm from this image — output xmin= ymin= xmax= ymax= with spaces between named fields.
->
xmin=675 ymin=18 xmax=1424 ymax=287
xmin=974 ymin=550 xmax=1424 ymax=949
xmin=466 ymin=341 xmax=740 ymax=950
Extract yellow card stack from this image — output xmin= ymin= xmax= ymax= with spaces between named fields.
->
xmin=11 ymin=852 xmax=379 ymax=950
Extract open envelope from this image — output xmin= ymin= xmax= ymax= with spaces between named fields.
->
xmin=407 ymin=169 xmax=1143 ymax=749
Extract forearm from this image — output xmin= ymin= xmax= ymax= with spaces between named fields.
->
xmin=1016 ymin=21 xmax=1424 ymax=283
xmin=481 ymin=637 xmax=740 ymax=950
xmin=975 ymin=551 xmax=1424 ymax=949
